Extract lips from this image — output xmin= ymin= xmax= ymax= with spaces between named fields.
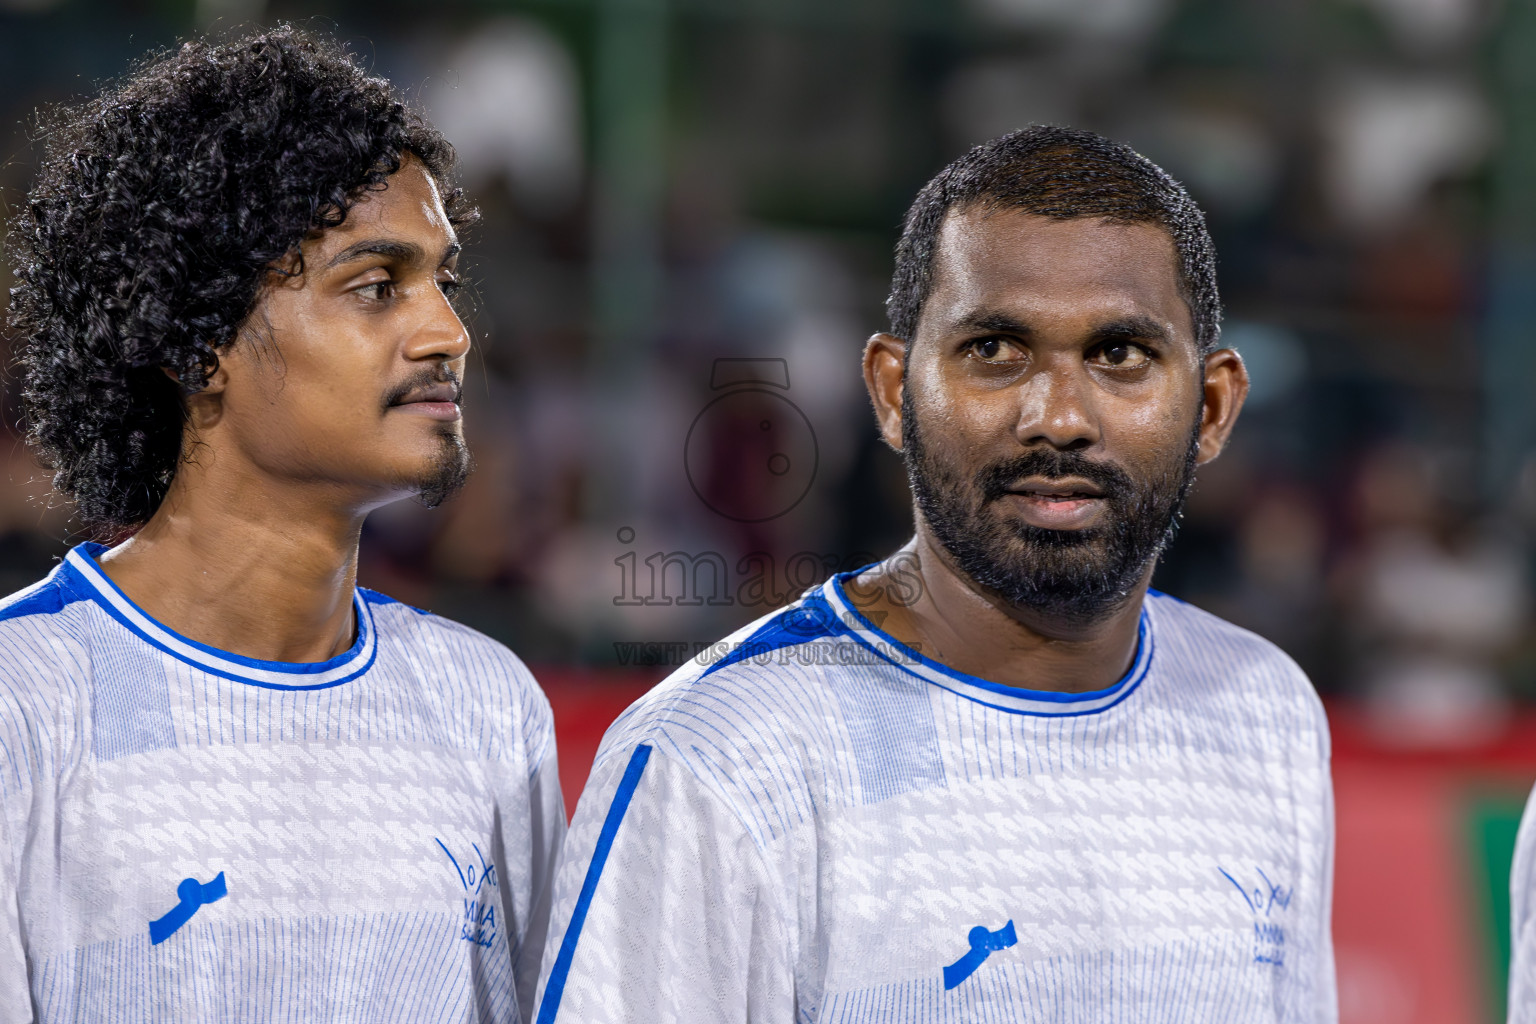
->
xmin=998 ymin=476 xmax=1109 ymax=530
xmin=1003 ymin=476 xmax=1105 ymax=501
xmin=391 ymin=382 xmax=460 ymax=406
xmin=386 ymin=377 xmax=463 ymax=422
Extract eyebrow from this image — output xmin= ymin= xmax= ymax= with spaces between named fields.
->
xmin=949 ymin=309 xmax=1032 ymax=336
xmin=1089 ymin=315 xmax=1168 ymax=342
xmin=947 ymin=308 xmax=1170 ymax=343
xmin=324 ymin=239 xmax=462 ymax=271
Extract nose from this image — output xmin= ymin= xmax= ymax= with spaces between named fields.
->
xmin=1013 ymin=360 xmax=1101 ymax=451
xmin=403 ymin=287 xmax=471 ymax=364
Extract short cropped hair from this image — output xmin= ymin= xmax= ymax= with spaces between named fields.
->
xmin=6 ymin=25 xmax=475 ymax=532
xmin=886 ymin=125 xmax=1220 ymax=353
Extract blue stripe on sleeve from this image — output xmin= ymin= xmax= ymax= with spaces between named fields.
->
xmin=536 ymin=743 xmax=654 ymax=1024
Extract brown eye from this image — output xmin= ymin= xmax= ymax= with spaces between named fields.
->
xmin=353 ymin=277 xmax=396 ymax=303
xmin=969 ymin=337 xmax=1022 ymax=361
xmin=1092 ymin=343 xmax=1150 ymax=369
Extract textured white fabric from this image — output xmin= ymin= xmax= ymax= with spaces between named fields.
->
xmin=1509 ymin=785 xmax=1536 ymax=1022
xmin=0 ymin=543 xmax=565 ymax=1023
xmin=536 ymin=576 xmax=1336 ymax=1024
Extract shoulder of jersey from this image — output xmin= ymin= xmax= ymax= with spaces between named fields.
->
xmin=0 ymin=567 xmax=96 ymax=754
xmin=609 ymin=589 xmax=845 ymax=723
xmin=358 ymin=588 xmax=548 ymax=698
xmin=1144 ymin=589 xmax=1309 ymax=679
xmin=595 ymin=590 xmax=865 ymax=793
xmin=0 ymin=565 xmax=93 ymax=675
xmin=1145 ymin=589 xmax=1327 ymax=735
xmin=359 ymin=587 xmax=510 ymax=654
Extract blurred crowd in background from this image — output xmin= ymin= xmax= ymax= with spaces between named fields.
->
xmin=2 ymin=0 xmax=1535 ymax=750
xmin=7 ymin=1 xmax=1536 ymax=1016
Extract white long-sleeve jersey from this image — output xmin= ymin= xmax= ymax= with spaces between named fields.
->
xmin=536 ymin=573 xmax=1336 ymax=1024
xmin=0 ymin=542 xmax=565 ymax=1023
xmin=1507 ymin=785 xmax=1536 ymax=1021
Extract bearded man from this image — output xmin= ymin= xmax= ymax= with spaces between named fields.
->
xmin=535 ymin=126 xmax=1336 ymax=1024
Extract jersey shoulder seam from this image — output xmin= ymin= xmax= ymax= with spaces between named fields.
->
xmin=626 ymin=737 xmax=802 ymax=966
xmin=0 ymin=572 xmax=90 ymax=626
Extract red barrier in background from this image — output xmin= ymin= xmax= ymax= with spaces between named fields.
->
xmin=538 ymin=668 xmax=1536 ymax=1022
xmin=1329 ymin=706 xmax=1536 ymax=1023
xmin=541 ymin=668 xmax=661 ymax=817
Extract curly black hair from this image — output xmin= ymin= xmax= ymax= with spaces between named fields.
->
xmin=887 ymin=125 xmax=1221 ymax=354
xmin=6 ymin=25 xmax=476 ymax=532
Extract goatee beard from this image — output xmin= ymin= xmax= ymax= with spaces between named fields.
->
xmin=413 ymin=429 xmax=472 ymax=509
xmin=901 ymin=387 xmax=1200 ymax=623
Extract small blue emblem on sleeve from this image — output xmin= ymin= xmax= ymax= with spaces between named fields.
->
xmin=943 ymin=920 xmax=1018 ymax=990
xmin=148 ymin=872 xmax=228 ymax=945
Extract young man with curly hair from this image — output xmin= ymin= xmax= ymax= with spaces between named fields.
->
xmin=536 ymin=128 xmax=1334 ymax=1023
xmin=1 ymin=27 xmax=563 ymax=1022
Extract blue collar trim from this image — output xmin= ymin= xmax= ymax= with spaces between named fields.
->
xmin=65 ymin=542 xmax=376 ymax=690
xmin=821 ymin=568 xmax=1153 ymax=717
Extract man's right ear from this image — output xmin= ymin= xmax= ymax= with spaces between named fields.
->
xmin=862 ymin=332 xmax=907 ymax=453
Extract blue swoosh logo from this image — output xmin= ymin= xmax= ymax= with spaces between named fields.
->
xmin=943 ymin=920 xmax=1017 ymax=989
xmin=149 ymin=872 xmax=227 ymax=945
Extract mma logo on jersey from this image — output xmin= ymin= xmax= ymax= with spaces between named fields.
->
xmin=1220 ymin=866 xmax=1293 ymax=966
xmin=436 ymin=838 xmax=501 ymax=949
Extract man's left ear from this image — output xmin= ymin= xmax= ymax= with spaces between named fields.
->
xmin=1195 ymin=347 xmax=1249 ymax=465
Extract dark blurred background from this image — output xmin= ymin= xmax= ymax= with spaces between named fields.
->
xmin=2 ymin=0 xmax=1534 ymax=1019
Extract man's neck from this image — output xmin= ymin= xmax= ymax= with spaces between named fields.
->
xmin=845 ymin=533 xmax=1149 ymax=694
xmin=96 ymin=474 xmax=366 ymax=664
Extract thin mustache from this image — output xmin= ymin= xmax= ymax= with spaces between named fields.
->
xmin=976 ymin=451 xmax=1132 ymax=504
xmin=383 ymin=368 xmax=463 ymax=410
